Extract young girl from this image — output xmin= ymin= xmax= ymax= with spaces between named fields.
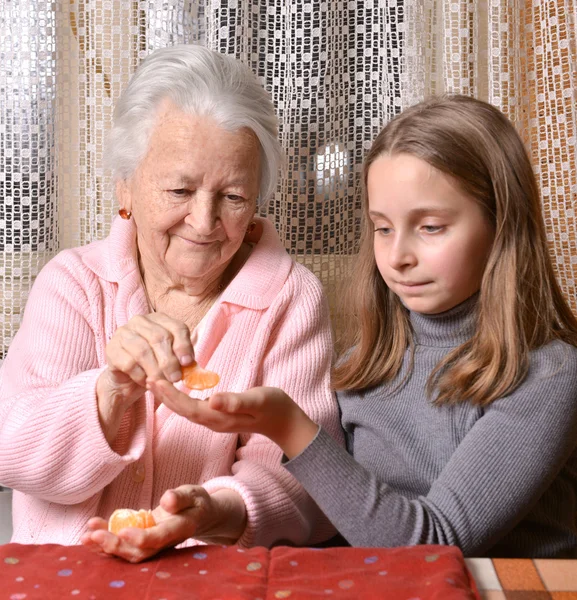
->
xmin=149 ymin=94 xmax=577 ymax=558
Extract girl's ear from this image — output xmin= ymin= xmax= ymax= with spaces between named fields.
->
xmin=116 ymin=179 xmax=132 ymax=213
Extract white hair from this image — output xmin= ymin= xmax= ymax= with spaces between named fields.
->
xmin=107 ymin=45 xmax=283 ymax=206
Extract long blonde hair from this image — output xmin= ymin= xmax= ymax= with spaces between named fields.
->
xmin=333 ymin=94 xmax=577 ymax=405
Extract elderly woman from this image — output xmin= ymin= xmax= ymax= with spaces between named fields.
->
xmin=0 ymin=45 xmax=342 ymax=559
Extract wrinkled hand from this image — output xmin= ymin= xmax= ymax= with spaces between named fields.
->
xmin=96 ymin=313 xmax=196 ymax=443
xmin=80 ymin=485 xmax=245 ymax=563
xmin=100 ymin=313 xmax=196 ymax=400
xmin=148 ymin=380 xmax=319 ymax=458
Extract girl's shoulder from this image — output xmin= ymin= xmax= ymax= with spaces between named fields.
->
xmin=529 ymin=338 xmax=577 ymax=376
xmin=518 ymin=339 xmax=577 ymax=410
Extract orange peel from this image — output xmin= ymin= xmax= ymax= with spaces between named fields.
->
xmin=108 ymin=508 xmax=156 ymax=535
xmin=181 ymin=361 xmax=220 ymax=391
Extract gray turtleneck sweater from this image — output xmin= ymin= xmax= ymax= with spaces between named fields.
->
xmin=284 ymin=298 xmax=577 ymax=557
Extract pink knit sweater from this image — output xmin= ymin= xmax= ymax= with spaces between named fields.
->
xmin=0 ymin=216 xmax=343 ymax=546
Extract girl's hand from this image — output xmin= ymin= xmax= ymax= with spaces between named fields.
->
xmin=96 ymin=313 xmax=195 ymax=443
xmin=148 ymin=380 xmax=319 ymax=458
xmin=80 ymin=486 xmax=246 ymax=563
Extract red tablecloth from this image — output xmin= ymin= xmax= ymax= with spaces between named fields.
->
xmin=1 ymin=543 xmax=480 ymax=599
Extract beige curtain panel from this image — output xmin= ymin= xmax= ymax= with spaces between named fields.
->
xmin=1 ymin=0 xmax=576 ymax=357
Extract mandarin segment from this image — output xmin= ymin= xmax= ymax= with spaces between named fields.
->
xmin=108 ymin=508 xmax=156 ymax=535
xmin=181 ymin=361 xmax=220 ymax=390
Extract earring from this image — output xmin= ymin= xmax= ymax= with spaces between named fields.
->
xmin=118 ymin=208 xmax=132 ymax=220
xmin=246 ymin=221 xmax=256 ymax=234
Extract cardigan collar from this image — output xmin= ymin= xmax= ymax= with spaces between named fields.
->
xmin=82 ymin=215 xmax=293 ymax=311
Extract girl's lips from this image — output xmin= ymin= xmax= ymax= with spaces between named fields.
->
xmin=397 ymin=281 xmax=429 ymax=287
xmin=396 ymin=281 xmax=432 ymax=293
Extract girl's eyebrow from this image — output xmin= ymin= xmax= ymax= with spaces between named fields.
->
xmin=408 ymin=207 xmax=458 ymax=218
xmin=369 ymin=207 xmax=457 ymax=219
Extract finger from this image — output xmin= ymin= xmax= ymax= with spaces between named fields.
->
xmin=147 ymin=379 xmax=202 ymax=418
xmin=119 ymin=320 xmax=176 ymax=382
xmin=107 ymin=347 xmax=148 ymax=387
xmin=209 ymin=391 xmax=262 ymax=414
xmin=148 ymin=313 xmax=196 ymax=367
xmin=116 ymin=331 xmax=162 ymax=382
xmin=159 ymin=485 xmax=207 ymax=513
xmin=119 ymin=514 xmax=197 ymax=549
xmin=80 ymin=532 xmax=101 ymax=550
xmin=85 ymin=517 xmax=108 ymax=531
xmin=158 ymin=488 xmax=183 ymax=514
xmin=88 ymin=529 xmax=152 ymax=564
xmin=148 ymin=380 xmax=255 ymax=431
xmin=209 ymin=392 xmax=243 ymax=413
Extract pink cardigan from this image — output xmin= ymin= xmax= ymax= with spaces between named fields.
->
xmin=0 ymin=216 xmax=343 ymax=546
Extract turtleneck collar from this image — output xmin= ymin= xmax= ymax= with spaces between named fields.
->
xmin=409 ymin=293 xmax=479 ymax=348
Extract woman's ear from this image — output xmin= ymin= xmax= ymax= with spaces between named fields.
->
xmin=116 ymin=179 xmax=132 ymax=213
xmin=243 ymin=219 xmax=263 ymax=244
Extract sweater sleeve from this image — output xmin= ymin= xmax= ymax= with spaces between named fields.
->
xmin=284 ymin=341 xmax=577 ymax=556
xmin=203 ymin=267 xmax=345 ymax=548
xmin=0 ymin=255 xmax=147 ymax=504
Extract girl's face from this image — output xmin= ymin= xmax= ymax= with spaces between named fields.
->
xmin=367 ymin=153 xmax=494 ymax=314
xmin=117 ymin=99 xmax=261 ymax=288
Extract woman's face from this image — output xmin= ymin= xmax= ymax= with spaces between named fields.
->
xmin=117 ymin=99 xmax=261 ymax=288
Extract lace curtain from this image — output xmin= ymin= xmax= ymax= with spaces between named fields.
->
xmin=1 ymin=0 xmax=576 ymax=357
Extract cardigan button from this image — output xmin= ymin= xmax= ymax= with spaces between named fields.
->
xmin=132 ymin=463 xmax=145 ymax=483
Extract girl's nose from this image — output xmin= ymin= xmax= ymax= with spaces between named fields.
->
xmin=388 ymin=235 xmax=417 ymax=270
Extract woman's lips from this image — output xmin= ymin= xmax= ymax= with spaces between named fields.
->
xmin=175 ymin=235 xmax=217 ymax=246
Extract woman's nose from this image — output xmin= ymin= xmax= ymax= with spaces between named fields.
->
xmin=184 ymin=194 xmax=219 ymax=235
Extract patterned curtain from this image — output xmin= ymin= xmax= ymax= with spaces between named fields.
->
xmin=1 ymin=0 xmax=576 ymax=358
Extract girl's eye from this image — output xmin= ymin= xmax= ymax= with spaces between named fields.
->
xmin=374 ymin=227 xmax=392 ymax=236
xmin=422 ymin=225 xmax=444 ymax=233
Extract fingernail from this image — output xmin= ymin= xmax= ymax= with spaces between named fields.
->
xmin=168 ymin=371 xmax=181 ymax=383
xmin=180 ymin=354 xmax=193 ymax=366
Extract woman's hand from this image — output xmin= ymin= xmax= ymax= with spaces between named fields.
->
xmin=80 ymin=486 xmax=246 ymax=563
xmin=148 ymin=380 xmax=319 ymax=458
xmin=96 ymin=313 xmax=195 ymax=444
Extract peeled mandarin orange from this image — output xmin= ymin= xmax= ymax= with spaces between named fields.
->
xmin=108 ymin=508 xmax=156 ymax=535
xmin=181 ymin=361 xmax=220 ymax=390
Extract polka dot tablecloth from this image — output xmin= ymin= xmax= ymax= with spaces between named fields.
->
xmin=0 ymin=543 xmax=479 ymax=599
